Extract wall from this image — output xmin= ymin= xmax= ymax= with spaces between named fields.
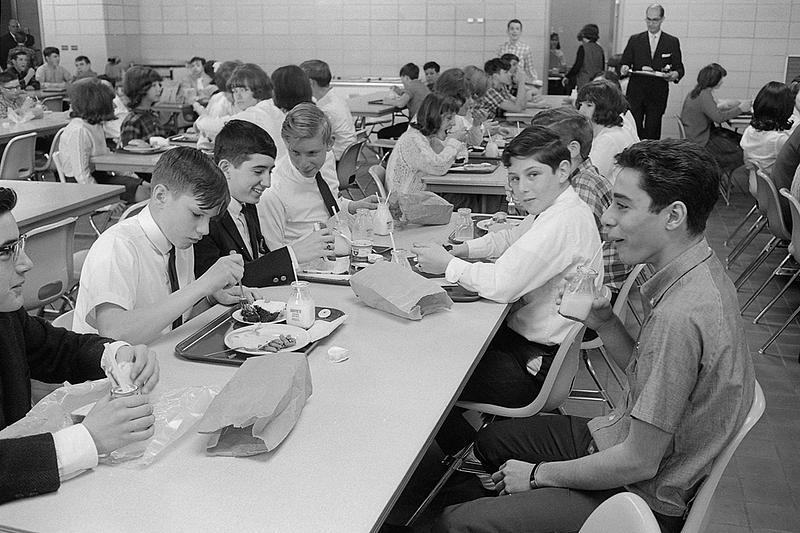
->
xmin=550 ymin=0 xmax=617 ymax=74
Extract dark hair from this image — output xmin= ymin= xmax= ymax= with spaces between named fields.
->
xmin=507 ymin=19 xmax=522 ymax=29
xmin=300 ymin=59 xmax=332 ymax=87
xmin=68 ymin=78 xmax=116 ymax=125
xmin=213 ymin=60 xmax=241 ymax=92
xmin=484 ymin=57 xmax=511 ymax=77
xmin=434 ymin=68 xmax=469 ymax=107
xmin=581 ymin=24 xmax=600 ymax=42
xmin=789 ymin=75 xmax=800 ymax=99
xmin=8 ymin=47 xmax=28 ymax=63
xmin=689 ymin=63 xmax=726 ymax=99
xmin=399 ymin=63 xmax=420 ymax=79
xmin=0 ymin=71 xmax=17 ymax=84
xmin=75 ymin=55 xmax=90 ymax=64
xmin=500 ymin=53 xmax=519 ymax=64
xmin=214 ymin=120 xmax=277 ymax=166
xmin=271 ymin=65 xmax=312 ymax=112
xmin=423 ymin=61 xmax=440 ymax=73
xmin=43 ymin=47 xmax=59 ymax=59
xmin=550 ymin=32 xmax=561 ymax=50
xmin=531 ymin=106 xmax=594 ymax=160
xmin=189 ymin=56 xmax=206 ymax=65
xmin=577 ymin=80 xmax=625 ymax=127
xmin=203 ymin=59 xmax=216 ymax=78
xmin=593 ymin=70 xmax=622 ymax=92
xmin=464 ymin=65 xmax=488 ymax=98
xmin=411 ymin=93 xmax=461 ymax=136
xmin=750 ymin=81 xmax=794 ymax=132
xmin=648 ymin=4 xmax=665 ymax=18
xmin=502 ymin=125 xmax=571 ymax=172
xmin=607 ymin=54 xmax=623 ymax=76
xmin=615 ymin=139 xmax=719 ymax=236
xmin=152 ymin=147 xmax=229 ymax=214
xmin=228 ymin=63 xmax=273 ymax=101
xmin=0 ymin=187 xmax=17 ymax=215
xmin=123 ymin=66 xmax=163 ymax=108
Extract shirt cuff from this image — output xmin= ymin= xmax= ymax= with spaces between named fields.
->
xmin=53 ymin=424 xmax=99 ymax=481
xmin=445 ymin=257 xmax=470 ymax=284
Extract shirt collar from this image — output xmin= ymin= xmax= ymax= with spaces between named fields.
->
xmin=227 ymin=197 xmax=244 ymax=219
xmin=640 ymin=238 xmax=713 ymax=309
xmin=138 ymin=205 xmax=173 ymax=255
xmin=649 ymin=30 xmax=661 ymax=40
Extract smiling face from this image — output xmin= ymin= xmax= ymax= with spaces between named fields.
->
xmin=507 ymin=22 xmax=522 ymax=41
xmin=221 ymin=154 xmax=275 ymax=204
xmin=189 ymin=60 xmax=204 ymax=77
xmin=507 ymin=155 xmax=570 ymax=216
xmin=286 ymin=132 xmax=331 ymax=178
xmin=11 ymin=54 xmax=28 ymax=72
xmin=151 ymin=187 xmax=218 ymax=249
xmin=0 ymin=213 xmax=33 ymax=312
xmin=142 ymin=80 xmax=162 ymax=106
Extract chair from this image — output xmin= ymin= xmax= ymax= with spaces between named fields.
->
xmin=34 ymin=126 xmax=65 ymax=180
xmin=726 ymin=169 xmax=766 ymax=268
xmin=367 ymin=164 xmax=387 ymax=199
xmin=40 ymin=96 xmax=64 ymax=112
xmin=0 ymin=132 xmax=37 ymax=180
xmin=579 ymin=492 xmax=660 ymax=533
xmin=336 ymin=140 xmax=367 ymax=199
xmin=23 ymin=217 xmax=78 ymax=312
xmin=673 ymin=114 xmax=686 ymax=140
xmin=51 ymin=309 xmax=74 ymax=330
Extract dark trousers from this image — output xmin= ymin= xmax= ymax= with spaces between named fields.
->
xmin=627 ymin=79 xmax=668 ymax=140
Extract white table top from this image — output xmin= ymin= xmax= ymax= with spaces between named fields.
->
xmin=422 ymin=164 xmax=508 ymax=195
xmin=0 ymin=111 xmax=70 ymax=144
xmin=348 ymin=91 xmax=400 ymax=118
xmin=0 ymin=223 xmax=510 ymax=533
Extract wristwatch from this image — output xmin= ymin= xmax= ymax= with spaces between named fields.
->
xmin=530 ymin=461 xmax=546 ymax=489
xmin=442 ymin=243 xmax=454 ymax=252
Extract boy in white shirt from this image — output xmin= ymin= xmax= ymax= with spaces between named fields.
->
xmin=300 ymin=59 xmax=357 ymax=162
xmin=35 ymin=47 xmax=72 ymax=90
xmin=74 ymin=147 xmax=246 ymax=344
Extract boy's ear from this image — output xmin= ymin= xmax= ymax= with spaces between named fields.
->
xmin=151 ymin=183 xmax=170 ymax=206
xmin=556 ymin=159 xmax=572 ymax=183
xmin=566 ymin=140 xmax=581 ymax=160
xmin=663 ymin=201 xmax=688 ymax=231
xmin=217 ymin=159 xmax=232 ymax=179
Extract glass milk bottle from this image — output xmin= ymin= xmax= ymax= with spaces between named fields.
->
xmin=372 ymin=200 xmax=393 ymax=236
xmin=351 ymin=208 xmax=374 ymax=268
xmin=453 ymin=208 xmax=474 ymax=243
xmin=286 ymin=281 xmax=315 ymax=329
xmin=559 ymin=266 xmax=598 ymax=321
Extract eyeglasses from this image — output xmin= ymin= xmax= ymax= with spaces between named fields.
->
xmin=0 ymin=234 xmax=26 ymax=262
xmin=646 ymin=17 xmax=663 ymax=22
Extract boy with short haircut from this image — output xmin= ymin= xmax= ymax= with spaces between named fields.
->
xmin=180 ymin=56 xmax=213 ymax=96
xmin=475 ymin=57 xmax=528 ymax=121
xmin=259 ymin=103 xmax=378 ymax=249
xmin=423 ymin=61 xmax=440 ymax=91
xmin=300 ymin=59 xmax=357 ymax=161
xmin=378 ymin=62 xmax=430 ymax=139
xmin=6 ymin=47 xmax=38 ymax=90
xmin=74 ymin=147 xmax=246 ymax=344
xmin=73 ymin=55 xmax=98 ymax=80
xmin=35 ymin=47 xmax=73 ymax=89
xmin=195 ymin=120 xmax=333 ymax=286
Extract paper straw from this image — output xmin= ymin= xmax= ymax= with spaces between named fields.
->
xmin=587 ymin=241 xmax=605 ymax=268
xmin=389 ymin=230 xmax=397 ymax=252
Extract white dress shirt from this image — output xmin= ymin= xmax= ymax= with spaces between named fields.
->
xmin=316 ymin=90 xmax=357 ymax=160
xmin=445 ymin=186 xmax=601 ymax=347
xmin=227 ymin=198 xmax=253 ymax=256
xmin=59 ymin=118 xmax=110 ymax=183
xmin=73 ymin=206 xmax=195 ymax=335
xmin=589 ymin=125 xmax=640 ymax=183
xmin=649 ymin=30 xmax=661 ymax=58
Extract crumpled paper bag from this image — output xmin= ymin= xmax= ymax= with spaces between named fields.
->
xmin=397 ymin=191 xmax=453 ymax=225
xmin=350 ymin=261 xmax=453 ymax=320
xmin=196 ymin=354 xmax=312 ymax=456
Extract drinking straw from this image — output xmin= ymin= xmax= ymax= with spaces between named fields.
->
xmin=389 ymin=230 xmax=397 ymax=253
xmin=587 ymin=241 xmax=605 ymax=268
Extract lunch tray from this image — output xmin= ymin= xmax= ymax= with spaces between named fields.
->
xmin=407 ymin=258 xmax=481 ymax=302
xmin=472 ymin=213 xmax=525 ymax=237
xmin=448 ymin=162 xmax=499 ymax=174
xmin=174 ymin=306 xmax=345 ymax=365
xmin=298 ymin=246 xmax=394 ymax=286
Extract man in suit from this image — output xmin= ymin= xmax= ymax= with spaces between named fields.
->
xmin=194 ymin=120 xmax=334 ymax=286
xmin=620 ymin=4 xmax=684 ymax=139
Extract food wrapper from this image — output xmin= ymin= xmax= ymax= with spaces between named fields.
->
xmin=197 ymin=354 xmax=312 ymax=456
xmin=350 ymin=261 xmax=453 ymax=320
xmin=397 ymin=191 xmax=453 ymax=225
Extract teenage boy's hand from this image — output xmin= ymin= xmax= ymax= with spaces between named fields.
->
xmin=116 ymin=345 xmax=160 ymax=393
xmin=198 ymin=254 xmax=244 ymax=294
xmin=555 ymin=275 xmax=614 ymax=330
xmin=411 ymin=242 xmax=455 ymax=274
xmin=83 ymin=394 xmax=155 ymax=455
xmin=492 ymin=460 xmax=536 ymax=494
xmin=290 ymin=228 xmax=335 ymax=264
xmin=348 ymin=195 xmax=379 ymax=213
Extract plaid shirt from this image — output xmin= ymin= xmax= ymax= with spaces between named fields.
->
xmin=119 ymin=108 xmax=166 ymax=147
xmin=475 ymin=86 xmax=514 ymax=121
xmin=570 ymin=158 xmax=631 ymax=290
xmin=498 ymin=40 xmax=538 ymax=80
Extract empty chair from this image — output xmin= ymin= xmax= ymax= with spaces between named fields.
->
xmin=579 ymin=492 xmax=660 ymax=533
xmin=336 ymin=140 xmax=367 ymax=199
xmin=22 ymin=217 xmax=78 ymax=312
xmin=0 ymin=132 xmax=37 ymax=180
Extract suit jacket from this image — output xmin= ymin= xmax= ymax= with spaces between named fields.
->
xmin=622 ymin=31 xmax=684 ymax=105
xmin=0 ymin=308 xmax=109 ymax=503
xmin=194 ymin=204 xmax=295 ymax=287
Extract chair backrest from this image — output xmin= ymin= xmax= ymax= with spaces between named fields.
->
xmin=612 ymin=263 xmax=646 ymax=323
xmin=368 ymin=164 xmax=387 ymax=199
xmin=335 ymin=140 xmax=366 ymax=189
xmin=0 ymin=132 xmax=37 ymax=180
xmin=779 ymin=189 xmax=800 ymax=263
xmin=457 ymin=322 xmax=586 ymax=417
xmin=119 ymin=199 xmax=149 ymax=221
xmin=40 ymin=96 xmax=64 ymax=112
xmin=755 ymin=169 xmax=791 ymax=242
xmin=579 ymin=492 xmax=661 ymax=533
xmin=673 ymin=114 xmax=687 ymax=140
xmin=22 ymin=217 xmax=77 ymax=310
xmin=41 ymin=126 xmax=66 ymax=176
xmin=683 ymin=380 xmax=765 ymax=533
xmin=51 ymin=309 xmax=74 ymax=330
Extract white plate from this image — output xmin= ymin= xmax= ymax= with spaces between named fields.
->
xmin=632 ymin=70 xmax=668 ymax=78
xmin=231 ymin=300 xmax=286 ymax=325
xmin=476 ymin=218 xmax=523 ymax=232
xmin=224 ymin=324 xmax=311 ymax=355
xmin=122 ymin=144 xmax=169 ymax=154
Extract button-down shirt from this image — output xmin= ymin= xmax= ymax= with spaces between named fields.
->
xmin=475 ymin=86 xmax=514 ymax=122
xmin=588 ymin=239 xmax=755 ymax=517
xmin=227 ymin=198 xmax=253 ymax=257
xmin=498 ymin=40 xmax=538 ymax=80
xmin=119 ymin=108 xmax=166 ymax=147
xmin=317 ymin=89 xmax=357 ymax=160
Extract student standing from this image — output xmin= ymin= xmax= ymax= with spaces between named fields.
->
xmin=301 ymin=59 xmax=357 ymax=161
xmin=497 ymin=19 xmax=538 ymax=83
xmin=564 ymin=24 xmax=605 ymax=91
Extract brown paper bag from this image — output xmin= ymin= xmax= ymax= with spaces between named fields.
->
xmin=350 ymin=262 xmax=453 ymax=320
xmin=398 ymin=191 xmax=453 ymax=225
xmin=197 ymin=354 xmax=312 ymax=456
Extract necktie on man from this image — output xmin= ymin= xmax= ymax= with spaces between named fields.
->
xmin=315 ymin=172 xmax=340 ymax=218
xmin=167 ymin=246 xmax=183 ymax=330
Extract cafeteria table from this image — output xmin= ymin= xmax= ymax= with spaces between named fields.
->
xmin=422 ymin=164 xmax=508 ymax=213
xmin=0 ymin=111 xmax=70 ymax=144
xmin=91 ymin=151 xmax=163 ymax=174
xmin=11 ymin=181 xmax=125 ymax=233
xmin=348 ymin=91 xmax=400 ymax=118
xmin=0 ymin=222 xmax=511 ymax=533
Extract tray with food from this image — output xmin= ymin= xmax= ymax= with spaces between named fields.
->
xmin=631 ymin=70 xmax=669 ymax=78
xmin=448 ymin=162 xmax=499 ymax=174
xmin=117 ymin=140 xmax=172 ymax=154
xmin=474 ymin=212 xmax=526 ymax=234
xmin=168 ymin=132 xmax=200 ymax=144
xmin=231 ymin=300 xmax=285 ymax=324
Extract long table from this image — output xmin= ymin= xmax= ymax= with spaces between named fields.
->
xmin=0 ymin=223 xmax=510 ymax=533
xmin=348 ymin=91 xmax=400 ymax=118
xmin=91 ymin=151 xmax=162 ymax=174
xmin=11 ymin=181 xmax=125 ymax=233
xmin=0 ymin=111 xmax=70 ymax=144
xmin=422 ymin=165 xmax=508 ymax=212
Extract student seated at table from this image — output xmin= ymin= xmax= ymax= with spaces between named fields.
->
xmin=377 ymin=62 xmax=430 ymax=139
xmin=435 ymin=139 xmax=755 ymax=533
xmin=193 ymin=59 xmax=240 ymax=138
xmin=424 ymin=61 xmax=441 ymax=91
xmin=464 ymin=65 xmax=489 ymax=102
xmin=0 ymin=71 xmax=34 ymax=118
xmin=259 ymin=103 xmax=378 ymax=249
xmin=385 ymin=93 xmax=465 ymax=195
xmin=59 ymin=78 xmax=150 ymax=203
xmin=35 ymin=47 xmax=72 ymax=90
xmin=179 ymin=56 xmax=214 ymax=98
xmin=73 ymin=147 xmax=246 ymax=345
xmin=6 ymin=47 xmax=39 ymax=90
xmin=474 ymin=57 xmax=527 ymax=121
xmin=0 ymin=187 xmax=159 ymax=504
xmin=73 ymin=55 xmax=98 ymax=80
xmin=300 ymin=59 xmax=357 ymax=162
xmin=500 ymin=53 xmax=522 ymax=96
xmin=195 ymin=120 xmax=333 ymax=286
xmin=434 ymin=68 xmax=488 ymax=147
xmin=576 ymin=79 xmax=639 ymax=182
xmin=412 ymin=126 xmax=601 ymax=455
xmin=119 ymin=66 xmax=174 ymax=148
xmin=592 ymin=70 xmax=637 ymax=139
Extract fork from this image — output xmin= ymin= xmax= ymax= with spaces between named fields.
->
xmin=238 ymin=282 xmax=256 ymax=315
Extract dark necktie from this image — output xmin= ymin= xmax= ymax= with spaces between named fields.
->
xmin=241 ymin=203 xmax=261 ymax=259
xmin=315 ymin=172 xmax=340 ymax=218
xmin=167 ymin=247 xmax=183 ymax=330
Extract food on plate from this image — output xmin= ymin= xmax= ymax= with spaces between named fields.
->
xmin=491 ymin=211 xmax=508 ymax=224
xmin=126 ymin=139 xmax=149 ymax=148
xmin=241 ymin=304 xmax=281 ymax=323
xmin=257 ymin=334 xmax=296 ymax=353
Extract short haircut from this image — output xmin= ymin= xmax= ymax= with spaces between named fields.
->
xmin=189 ymin=56 xmax=205 ymax=65
xmin=123 ymin=66 xmax=163 ymax=108
xmin=500 ymin=53 xmax=519 ymax=64
xmin=484 ymin=58 xmax=511 ymax=77
xmin=8 ymin=47 xmax=28 ymax=63
xmin=281 ymin=102 xmax=331 ymax=144
xmin=399 ymin=63 xmax=420 ymax=80
xmin=593 ymin=70 xmax=621 ymax=91
xmin=228 ymin=63 xmax=273 ymax=101
xmin=271 ymin=65 xmax=313 ymax=112
xmin=615 ymin=139 xmax=719 ymax=236
xmin=531 ymin=106 xmax=594 ymax=160
xmin=577 ymin=80 xmax=626 ymax=127
xmin=507 ymin=19 xmax=522 ymax=29
xmin=0 ymin=187 xmax=17 ymax=215
xmin=464 ymin=65 xmax=488 ymax=98
xmin=300 ymin=59 xmax=332 ymax=87
xmin=434 ymin=68 xmax=469 ymax=107
xmin=214 ymin=119 xmax=277 ymax=166
xmin=411 ymin=93 xmax=461 ymax=137
xmin=751 ymin=81 xmax=794 ymax=132
xmin=502 ymin=125 xmax=571 ymax=173
xmin=581 ymin=24 xmax=599 ymax=42
xmin=68 ymin=78 xmax=116 ymax=125
xmin=75 ymin=55 xmax=90 ymax=64
xmin=423 ymin=61 xmax=440 ymax=73
xmin=690 ymin=63 xmax=726 ymax=99
xmin=648 ymin=3 xmax=665 ymax=18
xmin=213 ymin=60 xmax=242 ymax=92
xmin=152 ymin=147 xmax=229 ymax=214
xmin=43 ymin=47 xmax=59 ymax=58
